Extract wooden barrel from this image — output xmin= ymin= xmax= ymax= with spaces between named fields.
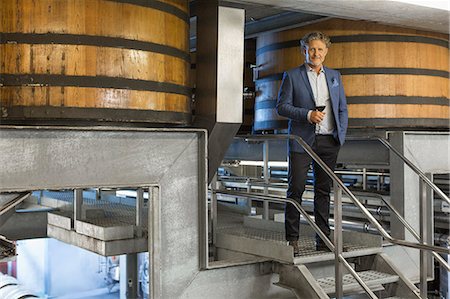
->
xmin=254 ymin=18 xmax=449 ymax=130
xmin=0 ymin=0 xmax=190 ymax=125
xmin=239 ymin=38 xmax=256 ymax=134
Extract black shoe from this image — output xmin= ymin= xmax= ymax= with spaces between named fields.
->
xmin=315 ymin=241 xmax=332 ymax=252
xmin=288 ymin=240 xmax=300 ymax=257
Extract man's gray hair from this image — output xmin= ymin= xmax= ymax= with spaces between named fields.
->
xmin=300 ymin=31 xmax=331 ymax=49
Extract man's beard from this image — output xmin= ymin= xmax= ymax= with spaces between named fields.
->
xmin=308 ymin=57 xmax=322 ymax=66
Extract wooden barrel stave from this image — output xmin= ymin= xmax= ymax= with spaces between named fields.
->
xmin=1 ymin=0 xmax=188 ymax=51
xmin=1 ymin=44 xmax=188 ymax=85
xmin=256 ymin=19 xmax=447 ymax=47
xmin=1 ymin=0 xmax=190 ymax=124
xmin=1 ymin=86 xmax=189 ymax=111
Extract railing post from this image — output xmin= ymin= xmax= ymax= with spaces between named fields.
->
xmin=246 ymin=178 xmax=252 ymax=215
xmin=126 ymin=253 xmax=138 ymax=298
xmin=149 ymin=186 xmax=161 ymax=299
xmin=334 ymin=183 xmax=343 ymax=299
xmin=136 ymin=187 xmax=144 ymax=238
xmin=74 ymin=188 xmax=84 ymax=224
xmin=211 ymin=175 xmax=218 ymax=258
xmin=362 ymin=168 xmax=367 ymax=190
xmin=263 ymin=140 xmax=270 ymax=220
xmin=419 ymin=173 xmax=433 ymax=298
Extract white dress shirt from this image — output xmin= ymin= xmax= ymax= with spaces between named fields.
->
xmin=305 ymin=64 xmax=336 ymax=135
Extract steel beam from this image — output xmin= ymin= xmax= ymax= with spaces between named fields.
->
xmin=126 ymin=253 xmax=138 ymax=299
xmin=136 ymin=188 xmax=144 ymax=238
xmin=334 ymin=185 xmax=343 ymax=298
xmin=263 ymin=140 xmax=270 ymax=219
xmin=224 ymin=136 xmax=389 ymax=166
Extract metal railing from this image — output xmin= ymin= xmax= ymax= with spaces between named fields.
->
xmin=214 ymin=134 xmax=449 ymax=299
xmin=219 ymin=175 xmax=450 ymax=272
xmin=213 ymin=189 xmax=379 ymax=298
xmin=0 ymin=192 xmax=30 ymax=216
xmin=347 ymin=136 xmax=450 ymax=205
xmin=349 ymin=136 xmax=450 ymax=298
xmin=370 ymin=193 xmax=450 ymax=273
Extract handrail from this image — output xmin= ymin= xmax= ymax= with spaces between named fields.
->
xmin=347 ymin=136 xmax=450 ymax=205
xmin=219 ymin=175 xmax=450 ymax=270
xmin=218 ymin=133 xmax=450 ymax=298
xmin=237 ymin=134 xmax=450 ymax=254
xmin=217 ymin=189 xmax=450 ymax=258
xmin=213 ymin=189 xmax=378 ymax=299
xmin=0 ymin=192 xmax=30 ymax=215
xmin=377 ymin=195 xmax=450 ymax=272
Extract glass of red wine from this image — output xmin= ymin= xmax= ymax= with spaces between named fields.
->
xmin=315 ymin=106 xmax=325 ymax=132
xmin=315 ymin=105 xmax=326 ymax=112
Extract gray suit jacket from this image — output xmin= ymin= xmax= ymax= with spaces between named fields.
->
xmin=276 ymin=64 xmax=348 ymax=153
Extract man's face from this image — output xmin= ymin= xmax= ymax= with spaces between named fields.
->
xmin=304 ymin=39 xmax=328 ymax=68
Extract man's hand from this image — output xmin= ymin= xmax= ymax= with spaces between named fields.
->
xmin=310 ymin=111 xmax=325 ymax=124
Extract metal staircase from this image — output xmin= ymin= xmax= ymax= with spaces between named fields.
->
xmin=274 ymin=253 xmax=418 ymax=298
xmin=214 ymin=208 xmax=419 ymax=298
xmin=211 ymin=134 xmax=450 ymax=299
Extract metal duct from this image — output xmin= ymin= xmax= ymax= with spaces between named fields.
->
xmin=0 ymin=274 xmax=37 ymax=298
xmin=193 ymin=0 xmax=245 ymax=182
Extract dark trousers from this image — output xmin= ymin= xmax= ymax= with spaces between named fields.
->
xmin=285 ymin=135 xmax=340 ymax=243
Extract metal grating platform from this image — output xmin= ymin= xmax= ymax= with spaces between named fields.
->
xmin=49 ymin=201 xmax=148 ymax=229
xmin=218 ymin=226 xmax=370 ymax=253
xmin=216 ymin=225 xmax=383 ymax=264
xmin=218 ymin=226 xmax=328 ymax=257
xmin=218 ymin=226 xmax=286 ymax=242
xmin=317 ymin=270 xmax=399 ymax=294
xmin=46 ymin=193 xmax=148 ymax=255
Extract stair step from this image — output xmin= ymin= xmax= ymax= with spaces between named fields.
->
xmin=216 ymin=225 xmax=382 ymax=264
xmin=317 ymin=270 xmax=399 ymax=294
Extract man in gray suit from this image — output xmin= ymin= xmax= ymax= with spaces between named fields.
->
xmin=276 ymin=32 xmax=348 ymax=256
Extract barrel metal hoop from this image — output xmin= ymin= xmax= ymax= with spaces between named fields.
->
xmin=0 ymin=106 xmax=192 ymax=125
xmin=0 ymin=33 xmax=190 ymax=62
xmin=349 ymin=118 xmax=450 ymax=128
xmin=255 ymin=68 xmax=450 ymax=84
xmin=346 ymin=96 xmax=450 ymax=106
xmin=111 ymin=0 xmax=189 ymax=23
xmin=0 ymin=74 xmax=192 ymax=96
xmin=339 ymin=68 xmax=449 ymax=78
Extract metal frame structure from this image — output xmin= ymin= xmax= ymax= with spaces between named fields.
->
xmin=215 ymin=134 xmax=449 ymax=298
xmin=1 ymin=127 xmax=447 ymax=298
xmin=0 ymin=126 xmax=208 ymax=298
